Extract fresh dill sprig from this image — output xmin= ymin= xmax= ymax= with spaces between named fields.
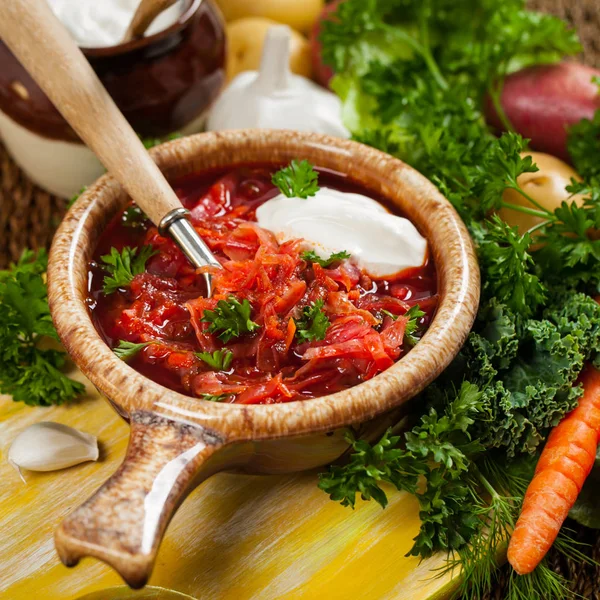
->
xmin=506 ymin=561 xmax=570 ymax=600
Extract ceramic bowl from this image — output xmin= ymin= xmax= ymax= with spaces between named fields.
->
xmin=0 ymin=0 xmax=225 ymax=198
xmin=47 ymin=130 xmax=480 ymax=588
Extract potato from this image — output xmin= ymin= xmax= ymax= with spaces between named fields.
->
xmin=309 ymin=0 xmax=343 ymax=88
xmin=485 ymin=62 xmax=600 ymax=162
xmin=226 ymin=18 xmax=312 ymax=81
xmin=214 ymin=0 xmax=324 ymax=34
xmin=499 ymin=151 xmax=585 ymax=234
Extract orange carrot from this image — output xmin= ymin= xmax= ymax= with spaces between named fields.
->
xmin=507 ymin=365 xmax=600 ymax=575
xmin=284 ymin=318 xmax=296 ymax=352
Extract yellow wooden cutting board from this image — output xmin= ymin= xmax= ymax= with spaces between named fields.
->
xmin=0 ymin=367 xmax=459 ymax=600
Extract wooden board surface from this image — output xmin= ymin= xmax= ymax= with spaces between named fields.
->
xmin=0 ymin=369 xmax=458 ymax=600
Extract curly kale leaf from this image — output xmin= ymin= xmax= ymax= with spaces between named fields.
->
xmin=460 ymin=293 xmax=600 ymax=457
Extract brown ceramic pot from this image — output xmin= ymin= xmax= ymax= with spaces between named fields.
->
xmin=0 ymin=0 xmax=226 ymax=197
xmin=0 ymin=0 xmax=225 ymax=140
xmin=47 ymin=130 xmax=480 ymax=589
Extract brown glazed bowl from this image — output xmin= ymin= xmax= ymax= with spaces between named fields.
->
xmin=47 ymin=130 xmax=480 ymax=589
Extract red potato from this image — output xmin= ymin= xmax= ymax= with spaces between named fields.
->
xmin=310 ymin=0 xmax=344 ymax=88
xmin=486 ymin=62 xmax=600 ymax=162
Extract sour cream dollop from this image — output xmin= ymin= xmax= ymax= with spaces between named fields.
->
xmin=47 ymin=0 xmax=185 ymax=48
xmin=256 ymin=188 xmax=428 ymax=278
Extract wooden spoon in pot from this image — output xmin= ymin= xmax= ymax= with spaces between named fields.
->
xmin=122 ymin=0 xmax=179 ymax=43
xmin=0 ymin=0 xmax=221 ymax=295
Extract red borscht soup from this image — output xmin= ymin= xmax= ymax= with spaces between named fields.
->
xmin=88 ymin=165 xmax=437 ymax=404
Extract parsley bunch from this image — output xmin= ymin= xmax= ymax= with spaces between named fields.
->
xmin=0 ymin=250 xmax=84 ymax=406
xmin=319 ymin=382 xmax=486 ymax=554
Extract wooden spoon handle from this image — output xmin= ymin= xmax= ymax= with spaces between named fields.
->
xmin=0 ymin=0 xmax=181 ymax=226
xmin=123 ymin=0 xmax=179 ymax=42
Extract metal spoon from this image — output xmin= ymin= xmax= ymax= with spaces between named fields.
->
xmin=0 ymin=0 xmax=221 ymax=296
xmin=122 ymin=0 xmax=179 ymax=43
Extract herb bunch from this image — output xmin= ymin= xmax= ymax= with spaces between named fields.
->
xmin=319 ymin=0 xmax=600 ymax=596
xmin=0 ymin=250 xmax=84 ymax=405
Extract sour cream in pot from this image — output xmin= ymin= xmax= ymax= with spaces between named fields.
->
xmin=256 ymin=188 xmax=428 ymax=278
xmin=47 ymin=0 xmax=185 ymax=48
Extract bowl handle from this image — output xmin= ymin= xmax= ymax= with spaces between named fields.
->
xmin=54 ymin=409 xmax=227 ymax=588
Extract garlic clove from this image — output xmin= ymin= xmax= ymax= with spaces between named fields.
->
xmin=8 ymin=422 xmax=99 ymax=475
xmin=254 ymin=25 xmax=293 ymax=94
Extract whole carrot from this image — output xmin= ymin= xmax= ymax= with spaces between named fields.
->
xmin=507 ymin=365 xmax=600 ymax=575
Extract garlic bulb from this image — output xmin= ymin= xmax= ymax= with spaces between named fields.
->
xmin=8 ymin=422 xmax=99 ymax=478
xmin=206 ymin=25 xmax=349 ymax=138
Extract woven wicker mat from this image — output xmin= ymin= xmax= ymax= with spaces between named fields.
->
xmin=1 ymin=0 xmax=600 ymax=597
xmin=0 ymin=142 xmax=66 ymax=268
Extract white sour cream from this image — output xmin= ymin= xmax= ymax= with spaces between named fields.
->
xmin=47 ymin=0 xmax=185 ymax=48
xmin=256 ymin=188 xmax=428 ymax=278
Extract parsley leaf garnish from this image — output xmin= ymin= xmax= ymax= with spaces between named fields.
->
xmin=271 ymin=159 xmax=320 ymax=199
xmin=403 ymin=304 xmax=426 ymax=345
xmin=567 ymin=108 xmax=600 ymax=182
xmin=0 ymin=249 xmax=85 ymax=406
xmin=301 ymin=249 xmax=351 ymax=268
xmin=473 ymin=133 xmax=539 ymax=214
xmin=121 ymin=205 xmax=147 ymax=228
xmin=201 ymin=296 xmax=260 ymax=342
xmin=381 ymin=305 xmax=425 ymax=345
xmin=113 ymin=340 xmax=150 ymax=360
xmin=196 ymin=349 xmax=234 ymax=371
xmin=140 ymin=131 xmax=182 ymax=149
xmin=318 ymin=428 xmax=428 ymax=509
xmin=529 ymin=111 xmax=600 ymax=288
xmin=100 ymin=245 xmax=156 ymax=295
xmin=201 ymin=393 xmax=233 ymax=402
xmin=67 ymin=186 xmax=86 ymax=209
xmin=295 ymin=299 xmax=330 ymax=342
